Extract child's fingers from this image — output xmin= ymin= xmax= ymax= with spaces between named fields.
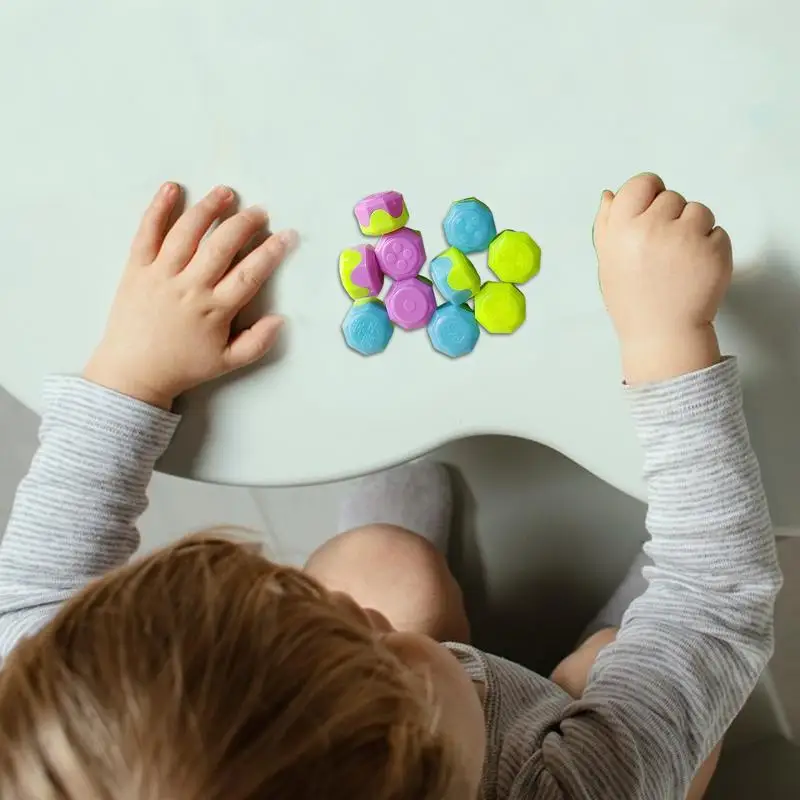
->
xmin=592 ymin=190 xmax=614 ymax=247
xmin=222 ymin=315 xmax=284 ymax=371
xmin=190 ymin=207 xmax=268 ymax=285
xmin=214 ymin=229 xmax=298 ymax=311
xmin=680 ymin=201 xmax=716 ymax=234
xmin=648 ymin=189 xmax=687 ymax=220
xmin=159 ymin=185 xmax=236 ymax=270
xmin=613 ymin=172 xmax=666 ymax=217
xmin=129 ymin=182 xmax=180 ymax=264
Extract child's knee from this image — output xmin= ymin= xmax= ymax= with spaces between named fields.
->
xmin=305 ymin=525 xmax=468 ymax=642
xmin=305 ymin=524 xmax=444 ymax=587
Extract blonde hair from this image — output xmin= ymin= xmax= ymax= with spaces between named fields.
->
xmin=0 ymin=534 xmax=456 ymax=799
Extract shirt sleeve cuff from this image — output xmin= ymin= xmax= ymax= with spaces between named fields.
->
xmin=41 ymin=376 xmax=181 ymax=461
xmin=626 ymin=357 xmax=741 ymax=428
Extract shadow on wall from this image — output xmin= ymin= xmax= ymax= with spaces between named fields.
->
xmin=723 ymin=253 xmax=800 ymax=526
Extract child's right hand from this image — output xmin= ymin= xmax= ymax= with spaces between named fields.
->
xmin=593 ymin=173 xmax=733 ymax=384
xmin=84 ymin=183 xmax=297 ymax=409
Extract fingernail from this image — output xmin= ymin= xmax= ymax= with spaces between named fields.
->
xmin=214 ymin=185 xmax=234 ymax=201
xmin=161 ymin=182 xmax=176 ymax=198
xmin=275 ymin=229 xmax=299 ymax=250
xmin=246 ymin=204 xmax=267 ymax=219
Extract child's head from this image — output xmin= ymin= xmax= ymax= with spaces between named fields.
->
xmin=0 ymin=534 xmax=485 ymax=799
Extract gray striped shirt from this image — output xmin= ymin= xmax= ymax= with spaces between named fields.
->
xmin=0 ymin=359 xmax=783 ymax=798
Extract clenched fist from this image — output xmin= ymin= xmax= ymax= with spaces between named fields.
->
xmin=593 ymin=173 xmax=733 ymax=384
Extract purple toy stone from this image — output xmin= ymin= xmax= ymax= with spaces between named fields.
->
xmin=349 ymin=245 xmax=383 ymax=296
xmin=385 ymin=277 xmax=436 ymax=330
xmin=375 ymin=228 xmax=426 ymax=280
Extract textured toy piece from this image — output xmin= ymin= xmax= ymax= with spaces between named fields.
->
xmin=338 ymin=245 xmax=383 ymax=299
xmin=427 ymin=303 xmax=480 ymax=358
xmin=354 ymin=191 xmax=409 ymax=236
xmin=385 ymin=276 xmax=436 ymax=330
xmin=375 ymin=227 xmax=426 ymax=280
xmin=342 ymin=298 xmax=394 ymax=356
xmin=430 ymin=247 xmax=481 ymax=304
xmin=442 ymin=197 xmax=497 ymax=254
xmin=488 ymin=230 xmax=542 ymax=283
xmin=474 ymin=282 xmax=526 ymax=334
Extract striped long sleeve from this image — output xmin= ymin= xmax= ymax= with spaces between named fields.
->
xmin=536 ymin=358 xmax=784 ymax=798
xmin=0 ymin=377 xmax=179 ymax=661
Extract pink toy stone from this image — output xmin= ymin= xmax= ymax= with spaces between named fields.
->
xmin=385 ymin=277 xmax=436 ymax=330
xmin=353 ymin=191 xmax=409 ymax=236
xmin=375 ymin=228 xmax=426 ymax=280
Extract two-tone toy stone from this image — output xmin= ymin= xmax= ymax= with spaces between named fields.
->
xmin=353 ymin=191 xmax=409 ymax=236
xmin=338 ymin=245 xmax=383 ymax=299
xmin=430 ymin=247 xmax=481 ymax=305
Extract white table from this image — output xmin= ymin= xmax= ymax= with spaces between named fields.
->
xmin=2 ymin=2 xmax=800 ymax=505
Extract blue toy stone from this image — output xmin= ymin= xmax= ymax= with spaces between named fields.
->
xmin=427 ymin=303 xmax=480 ymax=358
xmin=342 ymin=298 xmax=394 ymax=356
xmin=442 ymin=197 xmax=497 ymax=254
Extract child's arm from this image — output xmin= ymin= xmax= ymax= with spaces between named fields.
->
xmin=0 ymin=379 xmax=179 ymax=658
xmin=542 ymin=175 xmax=782 ymax=798
xmin=0 ymin=183 xmax=297 ymax=661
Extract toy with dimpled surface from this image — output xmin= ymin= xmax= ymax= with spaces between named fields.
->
xmin=430 ymin=247 xmax=481 ymax=305
xmin=385 ymin=276 xmax=436 ymax=330
xmin=488 ymin=230 xmax=541 ymax=283
xmin=427 ymin=303 xmax=480 ymax=358
xmin=375 ymin=227 xmax=426 ymax=280
xmin=339 ymin=244 xmax=383 ymax=299
xmin=474 ymin=281 xmax=526 ymax=334
xmin=342 ymin=298 xmax=394 ymax=356
xmin=442 ymin=198 xmax=497 ymax=254
xmin=354 ymin=191 xmax=409 ymax=236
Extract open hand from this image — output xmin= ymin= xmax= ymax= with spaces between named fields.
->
xmin=593 ymin=173 xmax=732 ymax=384
xmin=84 ymin=183 xmax=297 ymax=408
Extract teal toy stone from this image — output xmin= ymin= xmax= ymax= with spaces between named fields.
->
xmin=342 ymin=298 xmax=394 ymax=356
xmin=430 ymin=247 xmax=481 ymax=305
xmin=442 ymin=197 xmax=497 ymax=254
xmin=427 ymin=303 xmax=480 ymax=358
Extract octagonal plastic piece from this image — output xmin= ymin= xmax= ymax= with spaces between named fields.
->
xmin=375 ymin=227 xmax=426 ymax=280
xmin=385 ymin=276 xmax=436 ymax=330
xmin=488 ymin=230 xmax=541 ymax=284
xmin=430 ymin=247 xmax=481 ymax=305
xmin=442 ymin=197 xmax=497 ymax=254
xmin=353 ymin=190 xmax=409 ymax=236
xmin=474 ymin=282 xmax=526 ymax=334
xmin=338 ymin=244 xmax=384 ymax=299
xmin=342 ymin=298 xmax=394 ymax=356
xmin=427 ymin=303 xmax=480 ymax=358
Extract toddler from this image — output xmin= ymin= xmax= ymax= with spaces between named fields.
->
xmin=0 ymin=176 xmax=783 ymax=799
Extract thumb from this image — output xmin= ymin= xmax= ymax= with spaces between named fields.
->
xmin=592 ymin=190 xmax=614 ymax=248
xmin=223 ymin=315 xmax=284 ymax=372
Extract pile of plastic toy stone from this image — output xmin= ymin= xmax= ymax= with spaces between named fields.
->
xmin=338 ymin=190 xmax=541 ymax=358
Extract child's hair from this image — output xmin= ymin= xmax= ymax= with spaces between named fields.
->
xmin=0 ymin=533 xmax=457 ymax=799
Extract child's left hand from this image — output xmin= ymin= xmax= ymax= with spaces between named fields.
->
xmin=84 ymin=183 xmax=297 ymax=409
